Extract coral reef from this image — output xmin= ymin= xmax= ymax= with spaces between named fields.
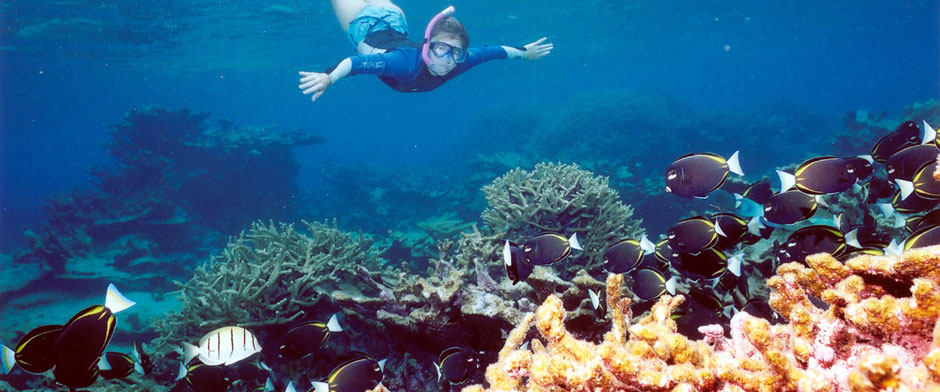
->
xmin=481 ymin=162 xmax=643 ymax=271
xmin=463 ymin=245 xmax=940 ymax=392
xmin=6 ymin=107 xmax=322 ymax=297
xmin=154 ymin=220 xmax=384 ymax=343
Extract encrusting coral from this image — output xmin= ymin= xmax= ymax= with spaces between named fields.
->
xmin=464 ymin=245 xmax=940 ymax=392
xmin=481 ymin=162 xmax=643 ymax=270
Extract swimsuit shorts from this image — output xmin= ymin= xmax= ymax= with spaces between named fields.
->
xmin=347 ymin=6 xmax=409 ymax=48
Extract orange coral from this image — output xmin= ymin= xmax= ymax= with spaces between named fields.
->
xmin=464 ymin=245 xmax=940 ymax=392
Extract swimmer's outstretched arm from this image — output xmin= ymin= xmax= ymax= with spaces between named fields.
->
xmin=503 ymin=37 xmax=554 ymax=60
xmin=298 ymin=58 xmax=351 ymax=102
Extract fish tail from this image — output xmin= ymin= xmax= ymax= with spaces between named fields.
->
xmin=728 ymin=151 xmax=744 ymax=176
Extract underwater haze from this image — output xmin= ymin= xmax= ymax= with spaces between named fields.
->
xmin=2 ymin=0 xmax=938 ymax=247
xmin=1 ymin=0 xmax=940 ymax=391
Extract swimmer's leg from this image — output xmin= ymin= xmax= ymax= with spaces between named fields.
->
xmin=331 ymin=0 xmax=368 ymax=33
xmin=363 ymin=0 xmax=405 ymax=18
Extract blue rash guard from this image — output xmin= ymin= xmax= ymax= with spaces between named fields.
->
xmin=347 ymin=45 xmax=508 ymax=93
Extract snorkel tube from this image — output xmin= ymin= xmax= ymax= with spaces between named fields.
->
xmin=422 ymin=5 xmax=456 ymax=66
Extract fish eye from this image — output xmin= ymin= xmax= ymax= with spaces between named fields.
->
xmin=667 ymin=233 xmax=675 ymax=239
xmin=667 ymin=170 xmax=677 ymax=180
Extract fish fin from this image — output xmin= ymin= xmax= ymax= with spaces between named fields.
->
xmin=665 ymin=276 xmax=677 ymax=296
xmin=815 ymin=195 xmax=830 ymax=208
xmin=264 ymin=377 xmax=275 ymax=392
xmin=747 ymin=216 xmax=763 ymax=236
xmin=1 ymin=344 xmax=15 ymax=374
xmin=434 ymin=361 xmax=441 ymax=383
xmin=734 ymin=193 xmax=743 ymax=208
xmin=777 ymin=170 xmax=795 ymax=192
xmin=857 ymin=154 xmax=874 ymax=163
xmin=727 ymin=151 xmax=744 ymax=176
xmin=845 ymin=229 xmax=861 ymax=249
xmin=694 ymin=195 xmax=709 ymax=200
xmin=287 ymin=381 xmax=300 ymax=392
xmin=923 ymin=120 xmax=937 ymax=144
xmin=378 ymin=358 xmax=387 ymax=372
xmin=878 ymin=203 xmax=895 ymax=218
xmin=134 ymin=362 xmax=145 ymax=375
xmin=503 ymin=241 xmax=512 ymax=266
xmin=175 ymin=361 xmax=187 ymax=381
xmin=105 ymin=283 xmax=135 ymax=314
xmin=327 ymin=314 xmax=343 ymax=333
xmin=723 ymin=305 xmax=737 ymax=319
xmin=728 ymin=254 xmax=742 ymax=277
xmin=833 ymin=213 xmax=843 ymax=230
xmin=894 ymin=214 xmax=907 ymax=228
xmin=895 ymin=179 xmax=914 ymax=200
xmin=98 ymin=355 xmax=112 ymax=371
xmin=588 ymin=289 xmax=600 ymax=309
xmin=182 ymin=342 xmax=199 ymax=365
xmin=714 ymin=219 xmax=727 ymax=237
xmin=520 ymin=340 xmax=530 ymax=351
xmin=885 ymin=239 xmax=903 ymax=256
xmin=568 ymin=233 xmax=582 ymax=251
xmin=639 ymin=233 xmax=656 ymax=254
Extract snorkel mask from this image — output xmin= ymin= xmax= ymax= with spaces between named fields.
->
xmin=422 ymin=5 xmax=456 ymax=66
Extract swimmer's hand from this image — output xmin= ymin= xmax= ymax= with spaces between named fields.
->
xmin=298 ymin=71 xmax=331 ymax=102
xmin=523 ymin=37 xmax=553 ymax=60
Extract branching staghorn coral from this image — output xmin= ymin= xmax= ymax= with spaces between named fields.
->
xmin=464 ymin=245 xmax=940 ymax=392
xmin=481 ymin=162 xmax=643 ymax=270
xmin=154 ymin=219 xmax=383 ymax=344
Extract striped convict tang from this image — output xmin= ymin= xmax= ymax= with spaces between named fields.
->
xmin=183 ymin=326 xmax=261 ymax=366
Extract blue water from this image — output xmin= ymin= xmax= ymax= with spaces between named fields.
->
xmin=2 ymin=0 xmax=938 ymax=249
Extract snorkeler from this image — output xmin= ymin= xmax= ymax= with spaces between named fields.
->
xmin=298 ymin=0 xmax=553 ymax=101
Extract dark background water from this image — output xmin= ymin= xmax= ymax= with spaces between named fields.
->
xmin=2 ymin=0 xmax=938 ymax=251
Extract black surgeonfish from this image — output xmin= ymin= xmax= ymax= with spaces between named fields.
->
xmin=739 ymin=299 xmax=785 ymax=325
xmin=311 ymin=352 xmax=385 ymax=392
xmin=778 ymin=225 xmax=847 ymax=264
xmin=667 ymin=216 xmax=719 ymax=253
xmin=664 ymin=151 xmax=743 ymax=198
xmin=913 ymin=160 xmax=940 ymax=199
xmin=278 ymin=314 xmax=343 ymax=360
xmin=885 ymin=144 xmax=940 ymax=181
xmin=762 ymin=191 xmax=817 ymax=225
xmin=711 ymin=213 xmax=749 ymax=250
xmin=603 ymin=236 xmax=653 ymax=274
xmin=742 ymin=180 xmax=773 ymax=204
xmin=53 ymin=305 xmax=116 ymax=388
xmin=52 ymin=284 xmax=135 ymax=389
xmin=630 ymin=267 xmax=677 ymax=301
xmin=892 ymin=188 xmax=940 ymax=214
xmin=503 ymin=241 xmax=534 ymax=284
xmin=904 ymin=225 xmax=940 ymax=250
xmin=674 ymin=248 xmax=728 ymax=280
xmin=132 ymin=341 xmax=153 ymax=375
xmin=673 ymin=289 xmax=726 ymax=340
xmin=906 ymin=209 xmax=940 ymax=233
xmin=792 ymin=156 xmax=858 ymax=195
xmin=654 ymin=238 xmax=681 ymax=267
xmin=98 ymin=351 xmax=135 ymax=380
xmin=184 ymin=362 xmax=232 ymax=392
xmin=871 ymin=120 xmax=921 ymax=163
xmin=435 ymin=347 xmax=476 ymax=384
xmin=865 ymin=177 xmax=898 ymax=203
xmin=9 ymin=324 xmax=63 ymax=374
xmin=844 ymin=156 xmax=874 ymax=180
xmin=523 ymin=232 xmax=582 ymax=265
